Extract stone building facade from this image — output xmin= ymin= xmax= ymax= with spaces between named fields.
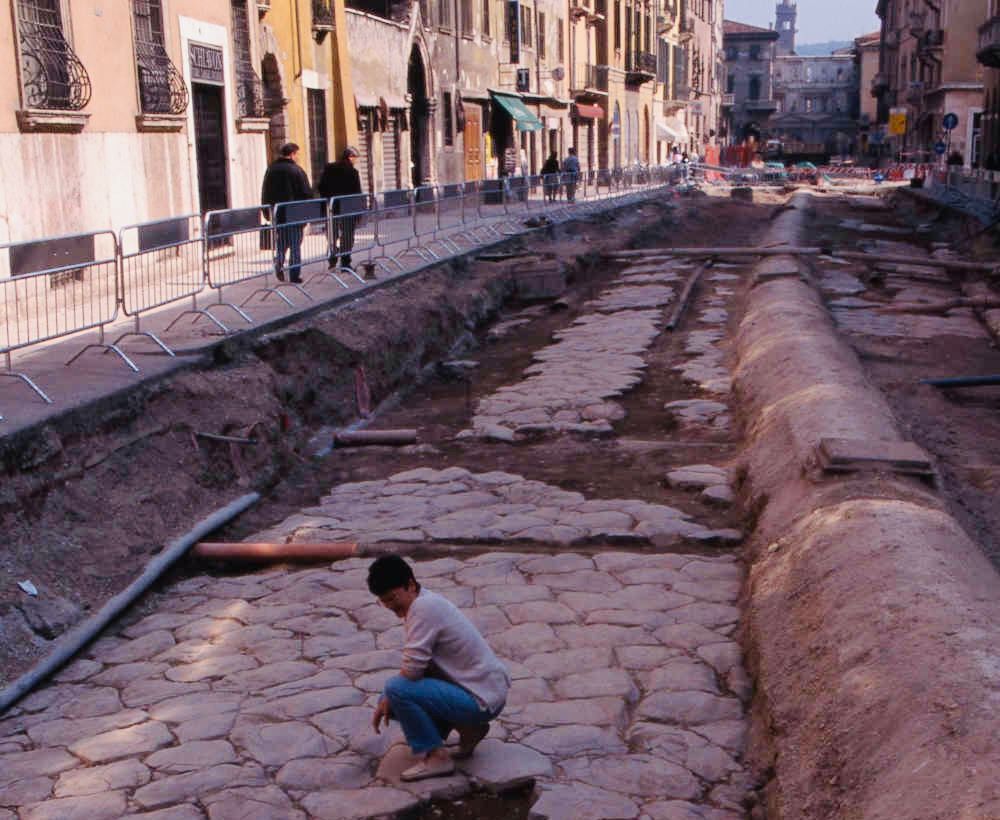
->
xmin=0 ymin=0 xmax=271 ymax=242
xmin=258 ymin=0 xmax=356 ymax=189
xmin=874 ymin=0 xmax=983 ymax=166
xmin=682 ymin=0 xmax=723 ymax=154
xmin=721 ymin=20 xmax=779 ymax=145
xmin=767 ymin=1 xmax=859 ymax=156
xmin=854 ymin=30 xmax=880 ymax=156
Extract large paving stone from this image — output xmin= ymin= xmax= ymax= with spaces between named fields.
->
xmin=0 ymin=775 xmax=53 ymax=805
xmin=529 ymin=782 xmax=639 ymax=820
xmin=246 ymin=687 xmax=365 ymax=719
xmin=521 ymin=647 xmax=615 ymax=679
xmin=628 ymin=723 xmax=742 ymax=781
xmin=68 ymin=720 xmax=173 ymax=764
xmin=148 ymin=692 xmax=242 ymax=724
xmin=642 ymin=801 xmax=743 ymax=820
xmin=132 ymin=763 xmax=268 ymax=809
xmin=520 ymin=725 xmax=627 ymax=757
xmin=503 ymin=697 xmax=628 ymax=729
xmin=145 ymin=740 xmax=237 ymax=773
xmin=490 ymin=623 xmax=565 ymax=660
xmin=637 ymin=691 xmax=743 ymax=725
xmin=53 ymin=758 xmax=150 ymax=797
xmin=203 ymin=785 xmax=304 ymax=820
xmin=120 ymin=806 xmax=204 ymax=820
xmin=122 ymin=679 xmax=209 ymax=708
xmin=459 ymin=739 xmax=553 ymax=788
xmin=555 ymin=624 xmax=658 ymax=648
xmin=615 ymin=645 xmax=684 ymax=670
xmin=232 ymin=719 xmax=339 ymax=765
xmin=643 ymin=659 xmax=720 ymax=694
xmin=554 ymin=668 xmax=639 ymax=701
xmin=505 ymin=600 xmax=578 ymax=625
xmin=0 ymin=748 xmax=78 ymax=788
xmin=26 ymin=708 xmax=149 ymax=747
xmin=276 ymin=755 xmax=373 ymax=791
xmin=20 ymin=791 xmax=127 ymax=820
xmin=165 ymin=653 xmax=258 ymax=682
xmin=102 ymin=631 xmax=176 ymax=664
xmin=654 ymin=624 xmax=729 ymax=651
xmin=301 ymin=786 xmax=419 ymax=819
xmin=477 ymin=584 xmax=552 ymax=606
xmin=559 ymin=754 xmax=701 ymax=800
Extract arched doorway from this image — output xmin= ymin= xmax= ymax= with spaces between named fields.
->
xmin=407 ymin=46 xmax=430 ymax=186
xmin=261 ymin=53 xmax=286 ymax=161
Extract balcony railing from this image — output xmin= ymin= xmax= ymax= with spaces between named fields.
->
xmin=678 ymin=12 xmax=694 ymax=41
xmin=312 ymin=0 xmax=334 ymax=30
xmin=626 ymin=51 xmax=657 ymax=85
xmin=135 ymin=42 xmax=188 ymax=115
xmin=918 ymin=29 xmax=943 ymax=53
xmin=979 ymin=16 xmax=1000 ymax=68
xmin=721 ymin=93 xmax=734 ymax=107
xmin=870 ymin=72 xmax=888 ymax=94
xmin=573 ymin=63 xmax=609 ymax=93
xmin=746 ymin=98 xmax=778 ymax=112
xmin=16 ymin=0 xmax=92 ymax=110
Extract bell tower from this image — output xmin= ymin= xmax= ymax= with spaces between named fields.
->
xmin=775 ymin=0 xmax=797 ymax=55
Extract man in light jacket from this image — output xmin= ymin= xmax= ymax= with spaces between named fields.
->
xmin=562 ymin=146 xmax=581 ymax=202
xmin=369 ymin=555 xmax=510 ymax=782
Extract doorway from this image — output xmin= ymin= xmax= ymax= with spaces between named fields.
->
xmin=408 ymin=46 xmax=430 ymax=186
xmin=192 ymin=83 xmax=229 ymax=212
xmin=464 ymin=106 xmax=482 ymax=181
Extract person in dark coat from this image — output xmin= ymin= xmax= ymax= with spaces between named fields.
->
xmin=261 ymin=142 xmax=313 ymax=282
xmin=318 ymin=146 xmax=363 ymax=270
xmin=541 ymin=152 xmax=560 ymax=202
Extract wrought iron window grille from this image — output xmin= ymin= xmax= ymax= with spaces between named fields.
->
xmin=133 ymin=0 xmax=188 ymax=114
xmin=232 ymin=0 xmax=266 ymax=118
xmin=313 ymin=0 xmax=335 ymax=30
xmin=16 ymin=0 xmax=92 ymax=110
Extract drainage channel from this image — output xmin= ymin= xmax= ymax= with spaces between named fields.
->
xmin=0 ymin=192 xmax=782 ymax=819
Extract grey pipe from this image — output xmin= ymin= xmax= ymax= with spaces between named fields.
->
xmin=0 ymin=492 xmax=260 ymax=715
xmin=921 ymin=375 xmax=1000 ymax=388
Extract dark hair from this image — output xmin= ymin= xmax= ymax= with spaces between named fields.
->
xmin=279 ymin=142 xmax=300 ymax=157
xmin=367 ymin=555 xmax=418 ymax=596
xmin=568 ymin=147 xmax=577 ymax=155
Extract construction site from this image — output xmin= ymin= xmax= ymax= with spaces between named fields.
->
xmin=2 ymin=177 xmax=1000 ymax=820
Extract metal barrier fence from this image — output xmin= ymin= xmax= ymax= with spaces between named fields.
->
xmin=1 ymin=165 xmax=685 ymax=418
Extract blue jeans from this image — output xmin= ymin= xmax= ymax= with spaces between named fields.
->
xmin=383 ymin=675 xmax=501 ymax=754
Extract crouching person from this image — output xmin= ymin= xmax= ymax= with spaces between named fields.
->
xmin=368 ymin=555 xmax=510 ymax=782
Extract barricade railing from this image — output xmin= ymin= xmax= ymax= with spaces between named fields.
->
xmin=326 ymin=193 xmax=373 ymax=282
xmin=118 ymin=213 xmax=205 ymax=354
xmin=202 ymin=205 xmax=278 ymax=325
xmin=376 ymin=189 xmax=424 ymax=270
xmin=1 ymin=230 xmax=123 ymax=404
xmin=2 ymin=164 xmax=689 ymax=417
xmin=435 ymin=182 xmax=468 ymax=252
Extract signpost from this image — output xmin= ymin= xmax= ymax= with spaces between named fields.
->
xmin=888 ymin=107 xmax=907 ymax=137
xmin=941 ymin=112 xmax=959 ymax=190
xmin=934 ymin=141 xmax=946 ymax=156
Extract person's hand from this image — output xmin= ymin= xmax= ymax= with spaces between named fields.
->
xmin=372 ymin=699 xmax=391 ymax=734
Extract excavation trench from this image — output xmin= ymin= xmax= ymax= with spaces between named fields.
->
xmin=0 ymin=191 xmax=785 ymax=820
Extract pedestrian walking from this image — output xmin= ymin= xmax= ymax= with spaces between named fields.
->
xmin=562 ymin=147 xmax=580 ymax=203
xmin=318 ymin=146 xmax=364 ymax=271
xmin=369 ymin=555 xmax=510 ymax=782
xmin=541 ymin=152 xmax=560 ymax=202
xmin=261 ymin=142 xmax=313 ymax=283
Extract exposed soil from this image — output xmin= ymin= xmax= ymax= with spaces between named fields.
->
xmin=408 ymin=786 xmax=533 ymax=820
xmin=0 ymin=191 xmax=778 ymax=688
xmin=807 ymin=192 xmax=1000 ymax=570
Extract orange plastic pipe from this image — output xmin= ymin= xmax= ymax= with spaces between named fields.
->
xmin=193 ymin=542 xmax=358 ymax=562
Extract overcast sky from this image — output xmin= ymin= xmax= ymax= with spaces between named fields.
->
xmin=724 ymin=0 xmax=880 ymax=44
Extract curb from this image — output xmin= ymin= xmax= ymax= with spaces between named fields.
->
xmin=736 ymin=194 xmax=1000 ymax=818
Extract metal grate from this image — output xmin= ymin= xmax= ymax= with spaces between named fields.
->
xmin=313 ymin=0 xmax=335 ymax=28
xmin=232 ymin=0 xmax=265 ymax=117
xmin=133 ymin=0 xmax=188 ymax=114
xmin=16 ymin=0 xmax=92 ymax=110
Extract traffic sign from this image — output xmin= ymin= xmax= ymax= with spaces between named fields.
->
xmin=888 ymin=107 xmax=907 ymax=136
xmin=934 ymin=141 xmax=947 ymax=156
xmin=942 ymin=112 xmax=959 ymax=131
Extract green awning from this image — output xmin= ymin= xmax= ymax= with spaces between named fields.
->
xmin=491 ymin=92 xmax=543 ymax=132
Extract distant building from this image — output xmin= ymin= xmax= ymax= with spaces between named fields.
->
xmin=722 ymin=20 xmax=780 ymax=145
xmin=854 ymin=31 xmax=881 ymax=157
xmin=875 ymin=0 xmax=983 ymax=166
xmin=767 ymin=1 xmax=859 ymax=156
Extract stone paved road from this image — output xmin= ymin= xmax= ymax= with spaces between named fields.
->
xmin=253 ymin=467 xmax=741 ymax=549
xmin=0 ymin=551 xmax=749 ymax=820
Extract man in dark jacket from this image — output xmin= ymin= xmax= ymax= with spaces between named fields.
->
xmin=318 ymin=146 xmax=363 ymax=271
xmin=261 ymin=142 xmax=313 ymax=282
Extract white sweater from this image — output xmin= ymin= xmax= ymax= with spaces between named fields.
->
xmin=402 ymin=589 xmax=510 ymax=712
